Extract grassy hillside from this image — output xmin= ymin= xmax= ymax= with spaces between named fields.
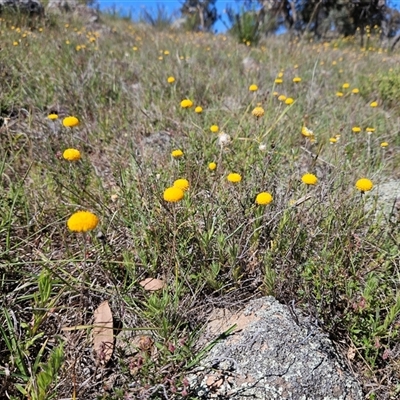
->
xmin=1 ymin=9 xmax=400 ymax=400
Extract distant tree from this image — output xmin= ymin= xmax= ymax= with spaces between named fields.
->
xmin=180 ymin=0 xmax=218 ymax=31
xmin=226 ymin=0 xmax=280 ymax=44
xmin=139 ymin=4 xmax=174 ymax=30
xmin=227 ymin=5 xmax=261 ymax=45
xmin=225 ymin=0 xmax=400 ymax=46
xmin=257 ymin=0 xmax=400 ymax=43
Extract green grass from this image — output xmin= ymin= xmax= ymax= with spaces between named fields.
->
xmin=0 ymin=10 xmax=400 ymax=400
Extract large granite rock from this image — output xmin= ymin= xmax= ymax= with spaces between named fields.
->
xmin=47 ymin=0 xmax=99 ymax=24
xmin=46 ymin=0 xmax=77 ymax=12
xmin=0 ymin=0 xmax=43 ymax=14
xmin=190 ymin=297 xmax=363 ymax=399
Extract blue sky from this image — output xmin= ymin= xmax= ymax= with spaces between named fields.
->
xmin=96 ymin=0 xmax=237 ymax=32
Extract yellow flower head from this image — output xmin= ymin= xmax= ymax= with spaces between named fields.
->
xmin=352 ymin=88 xmax=359 ymax=94
xmin=208 ymin=162 xmax=217 ymax=171
xmin=278 ymin=95 xmax=287 ymax=102
xmin=342 ymin=83 xmax=350 ymax=89
xmin=274 ymin=78 xmax=283 ymax=84
xmin=255 ymin=192 xmax=273 ymax=205
xmin=163 ymin=186 xmax=184 ymax=202
xmin=167 ymin=76 xmax=175 ymax=83
xmin=67 ymin=211 xmax=99 ymax=233
xmin=180 ymin=99 xmax=193 ymax=108
xmin=171 ymin=149 xmax=184 ymax=158
xmin=380 ymin=142 xmax=388 ymax=148
xmin=301 ymin=173 xmax=318 ymax=185
xmin=195 ymin=106 xmax=203 ymax=113
xmin=63 ymin=148 xmax=81 ymax=161
xmin=336 ymin=92 xmax=344 ymax=97
xmin=62 ymin=116 xmax=79 ymax=127
xmin=249 ymin=84 xmax=258 ymax=92
xmin=48 ymin=113 xmax=58 ymax=120
xmin=227 ymin=173 xmax=242 ymax=183
xmin=173 ymin=178 xmax=189 ymax=191
xmin=352 ymin=126 xmax=361 ymax=133
xmin=293 ymin=77 xmax=302 ymax=83
xmin=370 ymin=101 xmax=378 ymax=107
xmin=210 ymin=125 xmax=219 ymax=133
xmin=301 ymin=126 xmax=314 ymax=139
xmin=329 ymin=137 xmax=338 ymax=143
xmin=366 ymin=127 xmax=375 ymax=133
xmin=355 ymin=178 xmax=373 ymax=192
xmin=252 ymin=106 xmax=265 ymax=118
xmin=285 ymin=97 xmax=294 ymax=105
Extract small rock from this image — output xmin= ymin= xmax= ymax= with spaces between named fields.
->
xmin=242 ymin=56 xmax=259 ymax=72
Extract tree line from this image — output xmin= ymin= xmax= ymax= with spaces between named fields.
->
xmin=179 ymin=0 xmax=400 ymax=47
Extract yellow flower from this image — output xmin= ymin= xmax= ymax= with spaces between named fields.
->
xmin=301 ymin=126 xmax=314 ymax=139
xmin=173 ymin=178 xmax=189 ymax=191
xmin=278 ymin=72 xmax=284 ymax=78
xmin=252 ymin=106 xmax=265 ymax=118
xmin=352 ymin=88 xmax=359 ymax=94
xmin=63 ymin=148 xmax=81 ymax=161
xmin=272 ymin=91 xmax=279 ymax=96
xmin=355 ymin=178 xmax=373 ymax=192
xmin=62 ymin=116 xmax=79 ymax=127
xmin=210 ymin=125 xmax=219 ymax=133
xmin=278 ymin=95 xmax=287 ymax=102
xmin=48 ymin=113 xmax=58 ymax=120
xmin=163 ymin=186 xmax=184 ymax=202
xmin=285 ymin=97 xmax=294 ymax=105
xmin=274 ymin=78 xmax=283 ymax=84
xmin=180 ymin=99 xmax=193 ymax=108
xmin=352 ymin=126 xmax=361 ymax=133
xmin=67 ymin=211 xmax=99 ymax=232
xmin=342 ymin=83 xmax=350 ymax=89
xmin=249 ymin=84 xmax=258 ymax=92
xmin=171 ymin=149 xmax=184 ymax=158
xmin=255 ymin=192 xmax=273 ymax=205
xmin=167 ymin=76 xmax=175 ymax=83
xmin=208 ymin=162 xmax=217 ymax=171
xmin=366 ymin=127 xmax=375 ymax=133
xmin=329 ymin=137 xmax=338 ymax=143
xmin=301 ymin=173 xmax=318 ymax=185
xmin=370 ymin=101 xmax=378 ymax=107
xmin=380 ymin=142 xmax=388 ymax=148
xmin=195 ymin=106 xmax=203 ymax=113
xmin=293 ymin=77 xmax=302 ymax=83
xmin=336 ymin=92 xmax=344 ymax=97
xmin=227 ymin=173 xmax=242 ymax=183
